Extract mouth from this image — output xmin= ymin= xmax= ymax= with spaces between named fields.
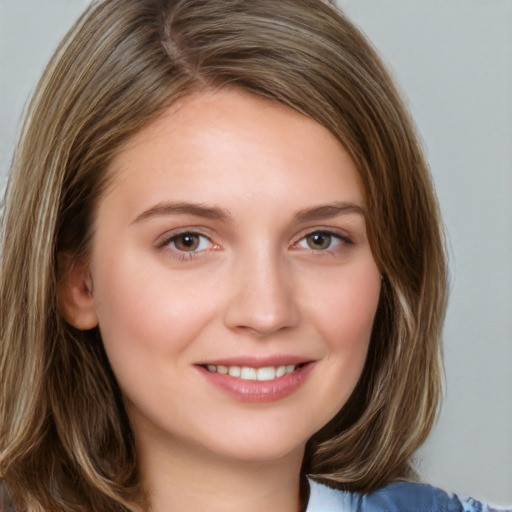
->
xmin=201 ymin=363 xmax=307 ymax=382
xmin=196 ymin=360 xmax=314 ymax=402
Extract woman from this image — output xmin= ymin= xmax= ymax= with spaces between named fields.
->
xmin=0 ymin=0 xmax=506 ymax=511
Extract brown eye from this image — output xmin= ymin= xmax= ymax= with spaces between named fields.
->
xmin=171 ymin=233 xmax=202 ymax=252
xmin=305 ymin=232 xmax=334 ymax=250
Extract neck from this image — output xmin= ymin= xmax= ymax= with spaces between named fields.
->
xmin=138 ymin=436 xmax=306 ymax=512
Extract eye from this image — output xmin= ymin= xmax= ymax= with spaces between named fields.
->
xmin=297 ymin=231 xmax=345 ymax=251
xmin=167 ymin=232 xmax=212 ymax=252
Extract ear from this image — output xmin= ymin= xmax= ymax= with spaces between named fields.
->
xmin=57 ymin=252 xmax=99 ymax=330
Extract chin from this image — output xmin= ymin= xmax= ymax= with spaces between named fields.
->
xmin=192 ymin=429 xmax=309 ymax=466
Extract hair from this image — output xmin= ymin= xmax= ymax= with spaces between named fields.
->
xmin=0 ymin=0 xmax=447 ymax=510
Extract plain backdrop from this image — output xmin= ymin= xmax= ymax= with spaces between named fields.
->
xmin=1 ymin=0 xmax=511 ymax=504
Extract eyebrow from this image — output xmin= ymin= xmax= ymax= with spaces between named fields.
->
xmin=293 ymin=202 xmax=365 ymax=222
xmin=132 ymin=201 xmax=233 ymax=224
xmin=131 ymin=200 xmax=364 ymax=225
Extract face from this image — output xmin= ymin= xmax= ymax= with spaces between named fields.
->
xmin=76 ymin=89 xmax=381 ymax=465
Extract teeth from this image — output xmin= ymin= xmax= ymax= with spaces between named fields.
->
xmin=228 ymin=366 xmax=241 ymax=377
xmin=205 ymin=364 xmax=297 ymax=381
xmin=217 ymin=365 xmax=228 ymax=375
xmin=276 ymin=365 xmax=287 ymax=378
xmin=241 ymin=367 xmax=257 ymax=380
xmin=256 ymin=367 xmax=276 ymax=381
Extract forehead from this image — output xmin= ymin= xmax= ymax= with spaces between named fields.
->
xmin=101 ymin=88 xmax=364 ymax=218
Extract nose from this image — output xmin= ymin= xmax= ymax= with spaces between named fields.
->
xmin=223 ymin=251 xmax=300 ymax=336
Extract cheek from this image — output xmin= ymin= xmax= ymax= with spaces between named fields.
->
xmin=315 ymin=262 xmax=381 ymax=347
xmin=89 ymin=251 xmax=220 ymax=376
xmin=309 ymin=263 xmax=381 ymax=408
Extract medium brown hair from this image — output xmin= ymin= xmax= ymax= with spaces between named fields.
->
xmin=0 ymin=0 xmax=447 ymax=510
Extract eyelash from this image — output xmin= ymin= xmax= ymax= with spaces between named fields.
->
xmin=158 ymin=229 xmax=353 ymax=262
xmin=294 ymin=230 xmax=353 ymax=253
xmin=158 ymin=230 xmax=216 ymax=261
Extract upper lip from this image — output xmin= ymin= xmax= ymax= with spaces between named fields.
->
xmin=197 ymin=355 xmax=314 ymax=368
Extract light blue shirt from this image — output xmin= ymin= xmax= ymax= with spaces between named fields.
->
xmin=306 ymin=479 xmax=511 ymax=512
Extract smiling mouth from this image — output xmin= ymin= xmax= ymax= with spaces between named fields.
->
xmin=201 ymin=363 xmax=307 ymax=382
xmin=197 ymin=361 xmax=314 ymax=402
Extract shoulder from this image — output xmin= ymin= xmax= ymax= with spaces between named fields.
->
xmin=306 ymin=478 xmax=511 ymax=512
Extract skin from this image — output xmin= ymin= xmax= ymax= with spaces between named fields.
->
xmin=61 ymin=89 xmax=382 ymax=512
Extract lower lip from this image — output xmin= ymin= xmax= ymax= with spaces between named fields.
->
xmin=197 ymin=363 xmax=314 ymax=403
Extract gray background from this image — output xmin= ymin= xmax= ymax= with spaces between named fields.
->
xmin=1 ymin=0 xmax=511 ymax=504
